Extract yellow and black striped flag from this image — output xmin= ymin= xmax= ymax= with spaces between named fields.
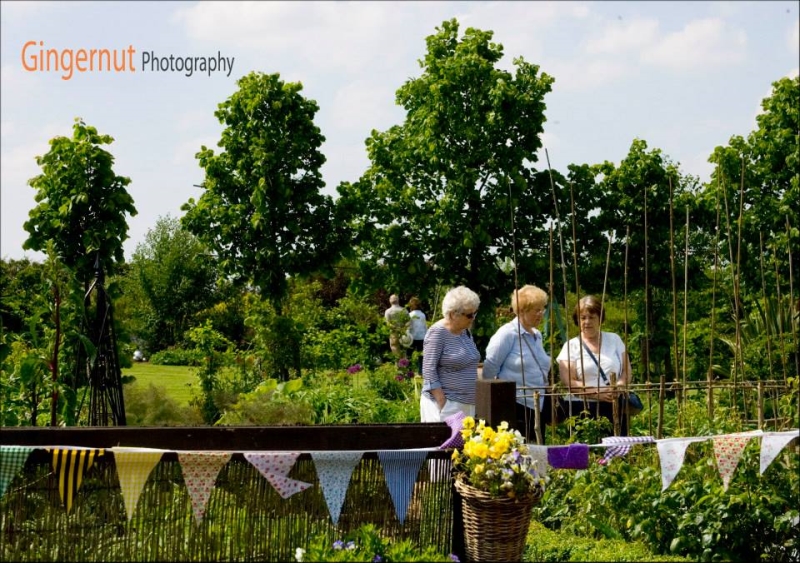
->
xmin=48 ymin=448 xmax=105 ymax=513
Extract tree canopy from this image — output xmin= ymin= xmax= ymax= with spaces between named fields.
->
xmin=23 ymin=118 xmax=137 ymax=282
xmin=182 ymin=71 xmax=342 ymax=313
xmin=337 ymin=18 xmax=555 ymax=326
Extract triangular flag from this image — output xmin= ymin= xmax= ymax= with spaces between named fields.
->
xmin=244 ymin=452 xmax=311 ymax=499
xmin=177 ymin=452 xmax=231 ymax=524
xmin=656 ymin=437 xmax=703 ymax=491
xmin=1 ymin=445 xmax=35 ymax=498
xmin=440 ymin=411 xmax=466 ymax=449
xmin=760 ymin=430 xmax=799 ymax=475
xmin=527 ymin=445 xmax=548 ymax=480
xmin=111 ymin=447 xmax=165 ymax=520
xmin=48 ymin=447 xmax=104 ymax=513
xmin=311 ymin=451 xmax=363 ymax=525
xmin=712 ymin=434 xmax=755 ymax=490
xmin=377 ymin=450 xmax=428 ymax=524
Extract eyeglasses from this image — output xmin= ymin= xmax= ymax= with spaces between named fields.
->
xmin=461 ymin=310 xmax=477 ymax=319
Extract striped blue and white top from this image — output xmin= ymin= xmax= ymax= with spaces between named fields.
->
xmin=422 ymin=321 xmax=480 ymax=405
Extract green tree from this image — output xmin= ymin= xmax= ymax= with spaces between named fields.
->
xmin=591 ymin=139 xmax=702 ymax=381
xmin=182 ymin=71 xmax=342 ymax=315
xmin=23 ymin=118 xmax=137 ymax=283
xmin=121 ymin=215 xmax=219 ymax=352
xmin=704 ymin=76 xmax=799 ymax=298
xmin=337 ymin=19 xmax=554 ymax=337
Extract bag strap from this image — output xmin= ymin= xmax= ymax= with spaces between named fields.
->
xmin=581 ymin=340 xmax=610 ymax=385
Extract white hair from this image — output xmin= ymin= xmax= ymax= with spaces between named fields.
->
xmin=389 ymin=294 xmax=399 ymax=305
xmin=441 ymin=286 xmax=480 ymax=318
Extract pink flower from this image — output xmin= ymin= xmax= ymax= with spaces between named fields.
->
xmin=347 ymin=364 xmax=363 ymax=374
xmin=397 ymin=358 xmax=410 ymax=368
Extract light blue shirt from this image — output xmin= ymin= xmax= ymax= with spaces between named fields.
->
xmin=483 ymin=318 xmax=551 ymax=409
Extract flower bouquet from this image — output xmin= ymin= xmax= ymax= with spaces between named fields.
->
xmin=450 ymin=417 xmax=543 ymax=562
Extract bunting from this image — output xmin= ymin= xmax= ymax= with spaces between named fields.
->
xmin=377 ymin=450 xmax=428 ymax=524
xmin=311 ymin=451 xmax=363 ymax=525
xmin=177 ymin=452 xmax=231 ymax=524
xmin=243 ymin=452 xmax=311 ymax=499
xmin=547 ymin=443 xmax=589 ymax=469
xmin=759 ymin=430 xmax=799 ymax=474
xmin=1 ymin=445 xmax=34 ymax=497
xmin=527 ymin=445 xmax=549 ymax=479
xmin=110 ymin=447 xmax=165 ymax=520
xmin=48 ymin=447 xmax=104 ymax=513
xmin=598 ymin=436 xmax=656 ymax=465
xmin=712 ymin=433 xmax=758 ymax=490
xmin=656 ymin=437 xmax=706 ymax=491
xmin=439 ymin=411 xmax=466 ymax=449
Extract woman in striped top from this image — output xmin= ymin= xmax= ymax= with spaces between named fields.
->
xmin=420 ymin=286 xmax=481 ymax=422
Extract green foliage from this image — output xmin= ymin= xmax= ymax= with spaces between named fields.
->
xmin=705 ymin=76 xmax=799 ymax=294
xmin=23 ymin=118 xmax=137 ymax=283
xmin=186 ymin=321 xmax=232 ymax=424
xmin=297 ymin=367 xmax=419 ymax=424
xmin=182 ymin=71 xmax=343 ymax=312
xmin=337 ymin=18 xmax=555 ymax=326
xmin=120 ymin=215 xmax=220 ymax=352
xmin=523 ymin=520 xmax=690 ymax=562
xmin=124 ymin=382 xmax=203 ymax=426
xmin=537 ymin=395 xmax=800 ymax=562
xmin=301 ymin=523 xmax=457 ymax=562
xmin=149 ymin=347 xmax=205 ymax=366
xmin=215 ymin=379 xmax=314 ymax=426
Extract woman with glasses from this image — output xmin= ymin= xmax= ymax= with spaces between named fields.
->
xmin=420 ymin=286 xmax=481 ymax=422
xmin=483 ymin=285 xmax=558 ymax=444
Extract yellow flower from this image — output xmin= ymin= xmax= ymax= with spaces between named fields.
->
xmin=499 ymin=421 xmax=509 ymax=431
xmin=462 ymin=417 xmax=475 ymax=430
xmin=481 ymin=427 xmax=496 ymax=441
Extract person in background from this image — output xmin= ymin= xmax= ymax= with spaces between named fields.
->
xmin=483 ymin=285 xmax=557 ymax=444
xmin=556 ymin=295 xmax=632 ymax=436
xmin=384 ymin=293 xmax=405 ymax=355
xmin=420 ymin=286 xmax=481 ymax=422
xmin=407 ymin=297 xmax=428 ymax=373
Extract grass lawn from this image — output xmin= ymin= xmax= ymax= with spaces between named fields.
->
xmin=123 ymin=363 xmax=197 ymax=407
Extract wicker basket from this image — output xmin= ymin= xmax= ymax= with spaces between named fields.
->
xmin=455 ymin=477 xmax=541 ymax=562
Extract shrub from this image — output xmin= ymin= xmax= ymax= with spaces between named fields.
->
xmin=149 ymin=347 xmax=204 ymax=366
xmin=124 ymin=383 xmax=203 ymax=426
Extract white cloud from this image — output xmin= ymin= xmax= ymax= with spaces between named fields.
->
xmin=791 ymin=19 xmax=799 ymax=52
xmin=641 ymin=18 xmax=747 ymax=70
xmin=788 ymin=68 xmax=799 ymax=79
xmin=545 ymin=58 xmax=629 ymax=92
xmin=583 ymin=18 xmax=660 ymax=55
xmin=172 ymin=1 xmax=430 ymax=75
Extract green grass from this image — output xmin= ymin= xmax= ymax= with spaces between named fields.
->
xmin=123 ymin=363 xmax=197 ymax=407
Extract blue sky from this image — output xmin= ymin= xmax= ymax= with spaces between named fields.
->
xmin=2 ymin=1 xmax=798 ymax=262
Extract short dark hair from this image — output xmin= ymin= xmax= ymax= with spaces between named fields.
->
xmin=572 ymin=295 xmax=605 ymax=325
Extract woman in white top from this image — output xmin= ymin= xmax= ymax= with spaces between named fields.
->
xmin=556 ymin=295 xmax=632 ymax=436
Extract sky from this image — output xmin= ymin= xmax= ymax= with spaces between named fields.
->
xmin=1 ymin=1 xmax=798 ymax=263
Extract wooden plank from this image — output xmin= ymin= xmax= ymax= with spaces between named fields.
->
xmin=0 ymin=423 xmax=453 ymax=451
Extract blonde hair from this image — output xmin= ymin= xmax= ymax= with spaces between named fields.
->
xmin=510 ymin=285 xmax=548 ymax=315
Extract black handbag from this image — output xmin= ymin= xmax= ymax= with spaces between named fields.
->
xmin=581 ymin=341 xmax=643 ymax=416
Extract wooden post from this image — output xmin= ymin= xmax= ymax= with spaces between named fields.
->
xmin=475 ymin=379 xmax=516 ymax=429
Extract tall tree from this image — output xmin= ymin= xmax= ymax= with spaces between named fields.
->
xmin=182 ymin=72 xmax=341 ymax=315
xmin=22 ymin=118 xmax=136 ymax=425
xmin=23 ymin=118 xmax=137 ymax=283
xmin=591 ymin=139 xmax=701 ymax=380
xmin=704 ymin=75 xmax=799 ymax=296
xmin=337 ymin=19 xmax=554 ymax=336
